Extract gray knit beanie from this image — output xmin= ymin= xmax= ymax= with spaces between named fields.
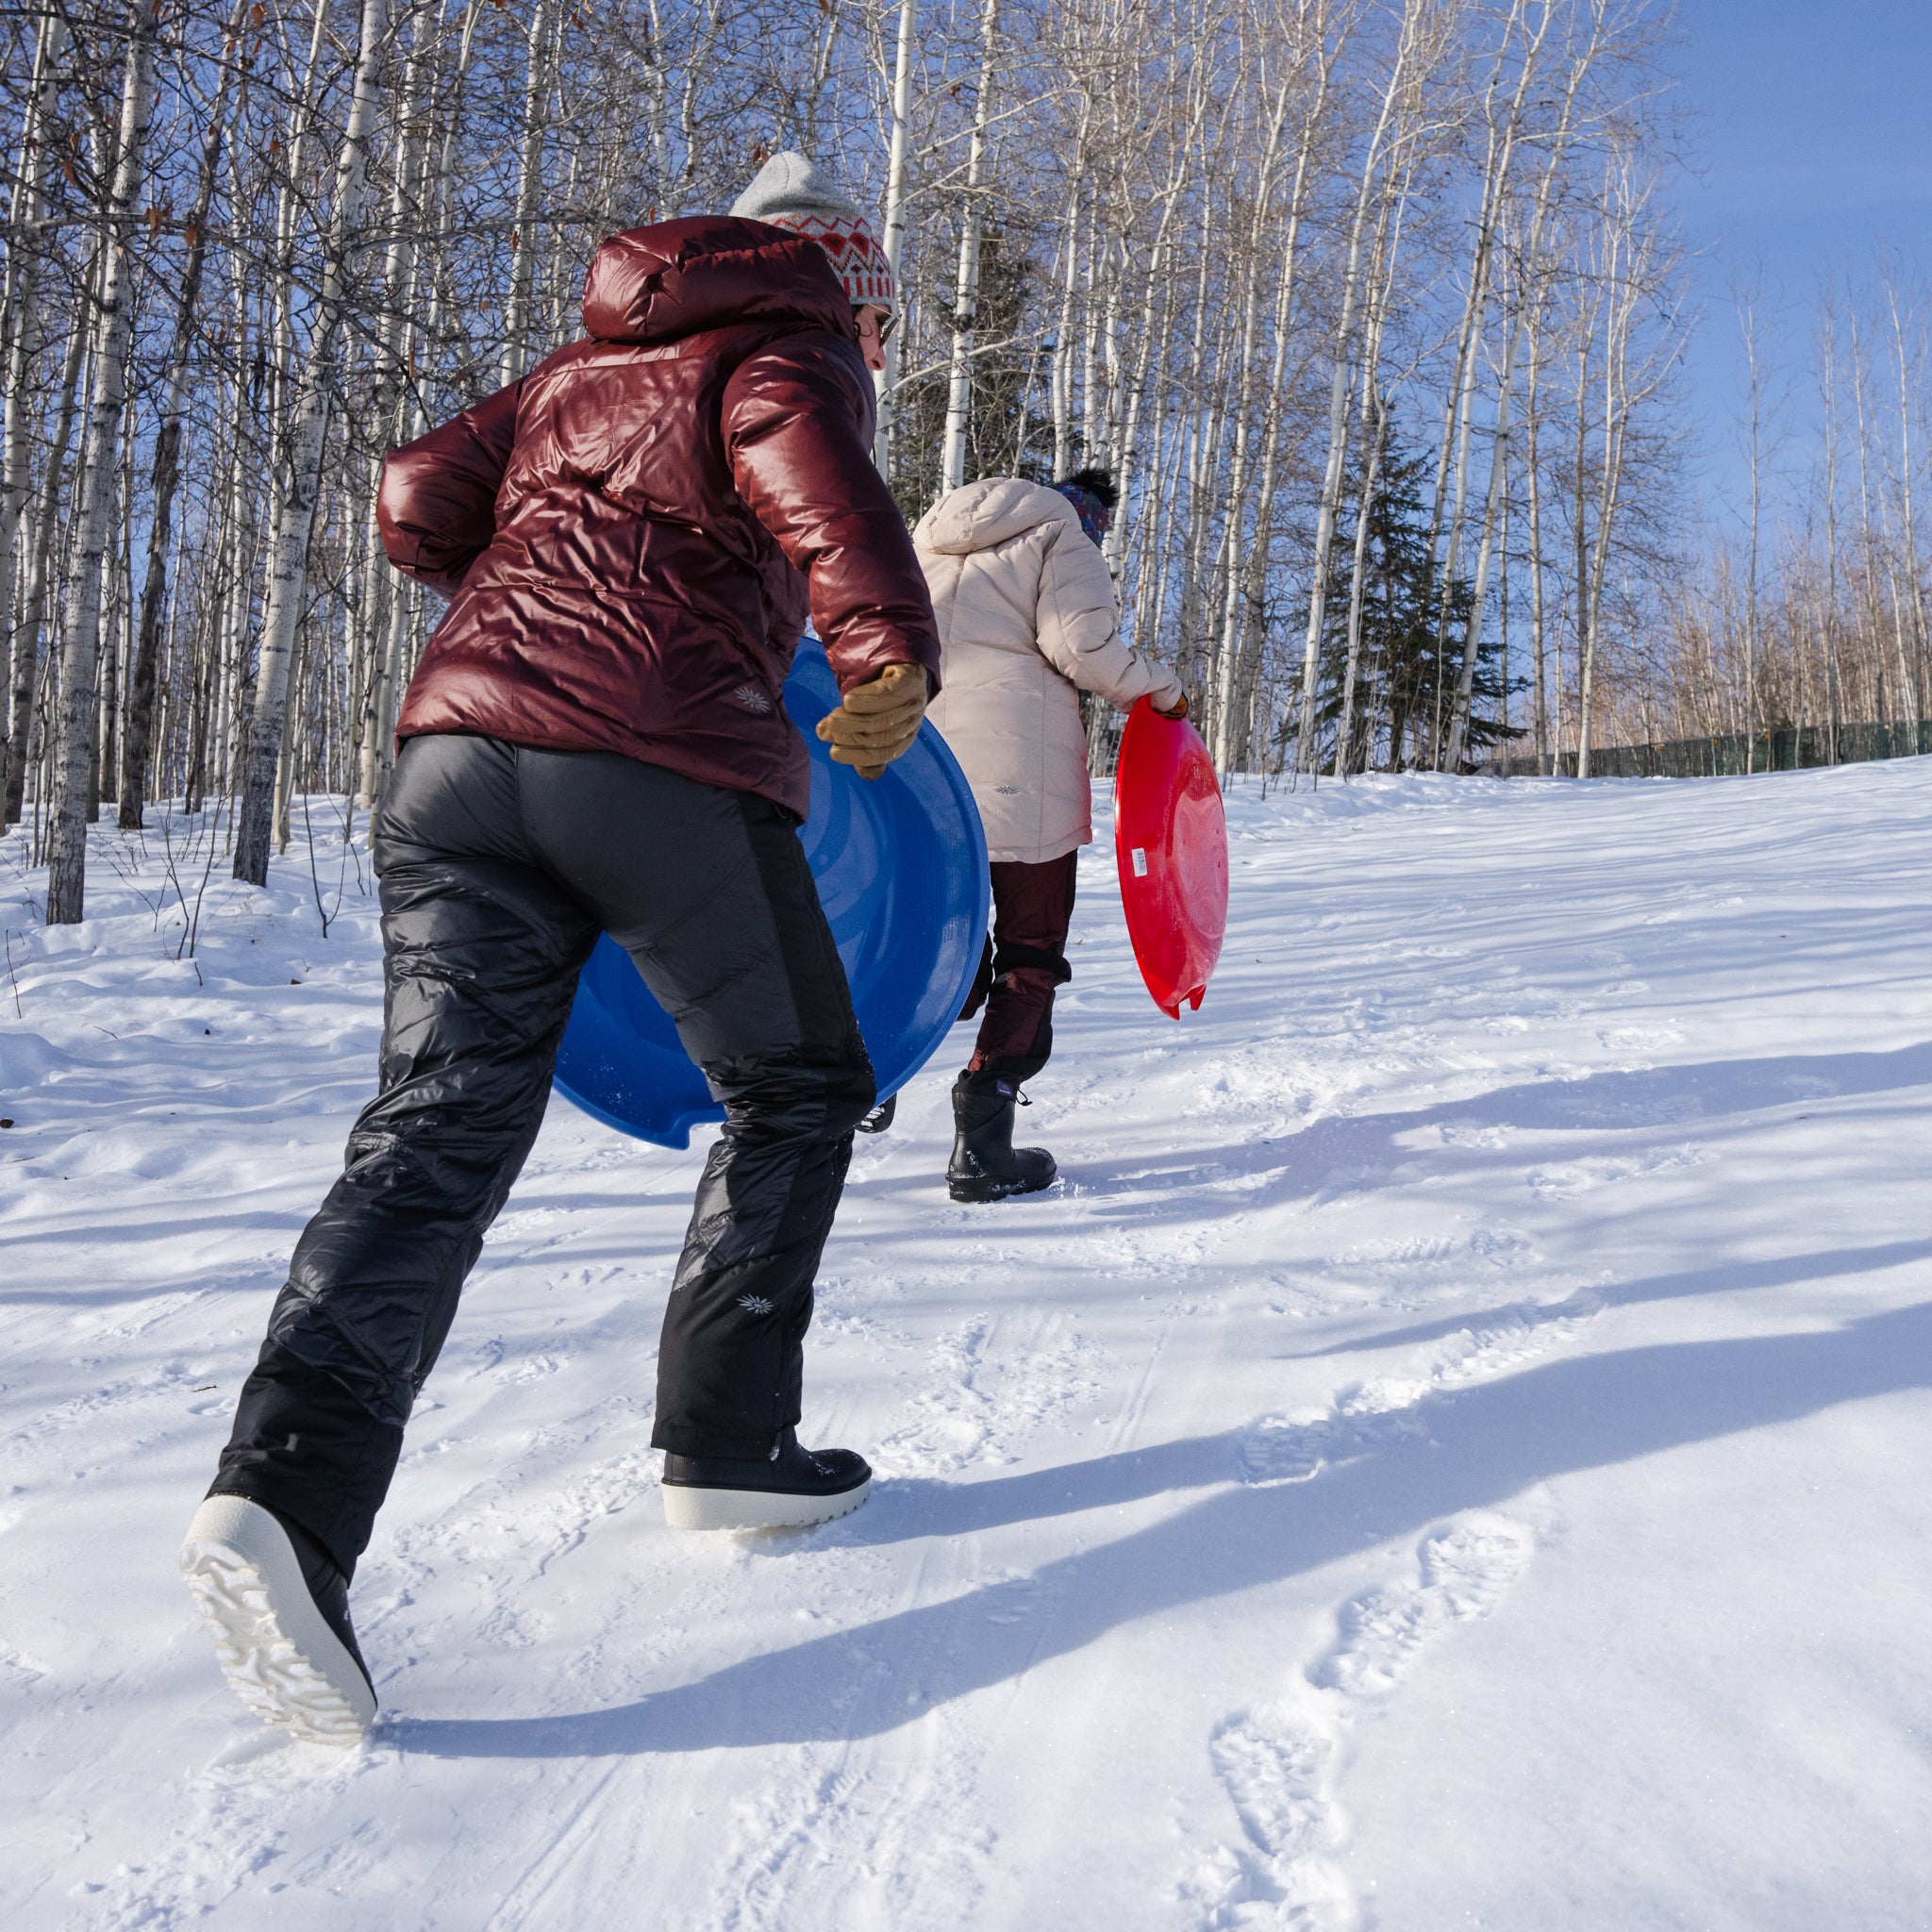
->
xmin=730 ymin=151 xmax=895 ymax=310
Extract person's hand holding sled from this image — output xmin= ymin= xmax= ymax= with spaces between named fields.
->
xmin=815 ymin=660 xmax=930 ymax=779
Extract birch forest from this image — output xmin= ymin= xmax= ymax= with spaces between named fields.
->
xmin=2 ymin=0 xmax=1926 ymax=926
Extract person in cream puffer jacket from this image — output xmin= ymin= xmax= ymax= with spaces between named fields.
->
xmin=916 ymin=469 xmax=1184 ymax=1200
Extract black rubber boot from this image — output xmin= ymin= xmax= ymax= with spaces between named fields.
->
xmin=947 ymin=1073 xmax=1057 ymax=1203
xmin=661 ymin=1428 xmax=872 ymax=1530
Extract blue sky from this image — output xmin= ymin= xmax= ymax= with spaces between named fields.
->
xmin=1667 ymin=0 xmax=1932 ymax=525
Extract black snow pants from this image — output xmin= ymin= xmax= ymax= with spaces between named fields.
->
xmin=209 ymin=734 xmax=874 ymax=1574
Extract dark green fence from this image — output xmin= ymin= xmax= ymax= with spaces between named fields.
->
xmin=1487 ymin=719 xmax=1932 ymax=779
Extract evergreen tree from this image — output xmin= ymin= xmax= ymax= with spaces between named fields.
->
xmin=1312 ymin=432 xmax=1524 ymax=773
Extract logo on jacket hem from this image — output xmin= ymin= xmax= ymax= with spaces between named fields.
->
xmin=732 ymin=684 xmax=775 ymax=715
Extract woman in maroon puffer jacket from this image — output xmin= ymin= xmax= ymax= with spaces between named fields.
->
xmin=182 ymin=164 xmax=941 ymax=1745
xmin=384 ymin=208 xmax=933 ymax=815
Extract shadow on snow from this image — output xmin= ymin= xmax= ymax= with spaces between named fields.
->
xmin=386 ymin=1291 xmax=1932 ymax=1760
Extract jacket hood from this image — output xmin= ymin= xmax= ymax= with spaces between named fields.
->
xmin=914 ymin=476 xmax=1078 ymax=557
xmin=581 ymin=216 xmax=856 ymax=346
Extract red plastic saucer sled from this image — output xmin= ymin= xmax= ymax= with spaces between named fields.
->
xmin=1113 ymin=696 xmax=1228 ymax=1017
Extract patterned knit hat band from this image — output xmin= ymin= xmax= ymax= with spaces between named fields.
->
xmin=767 ymin=210 xmax=896 ymax=310
xmin=730 ymin=151 xmax=896 ymax=312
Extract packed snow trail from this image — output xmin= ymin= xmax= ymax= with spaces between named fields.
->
xmin=4 ymin=762 xmax=1931 ymax=1930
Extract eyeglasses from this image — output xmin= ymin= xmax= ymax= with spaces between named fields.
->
xmin=856 ymin=307 xmax=898 ymax=346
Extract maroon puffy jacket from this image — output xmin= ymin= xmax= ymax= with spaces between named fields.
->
xmin=380 ymin=216 xmax=941 ymax=819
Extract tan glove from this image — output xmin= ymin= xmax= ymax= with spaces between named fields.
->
xmin=1154 ymin=689 xmax=1190 ymax=721
xmin=815 ymin=661 xmax=930 ymax=780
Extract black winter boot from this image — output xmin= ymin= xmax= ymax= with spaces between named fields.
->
xmin=661 ymin=1428 xmax=872 ymax=1531
xmin=179 ymin=1495 xmax=376 ymax=1745
xmin=947 ymin=1073 xmax=1058 ymax=1203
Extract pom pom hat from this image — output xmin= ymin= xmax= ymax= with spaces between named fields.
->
xmin=731 ymin=151 xmax=896 ymax=312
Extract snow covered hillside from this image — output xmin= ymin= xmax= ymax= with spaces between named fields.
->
xmin=5 ymin=759 xmax=1931 ymax=1930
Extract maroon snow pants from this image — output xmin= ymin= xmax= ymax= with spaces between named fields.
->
xmin=959 ymin=851 xmax=1079 ymax=1084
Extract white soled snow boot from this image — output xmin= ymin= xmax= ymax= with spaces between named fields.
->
xmin=661 ymin=1428 xmax=872 ymax=1531
xmin=179 ymin=1495 xmax=376 ymax=1746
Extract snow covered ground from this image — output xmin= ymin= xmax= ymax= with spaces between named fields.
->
xmin=5 ymin=757 xmax=1931 ymax=1930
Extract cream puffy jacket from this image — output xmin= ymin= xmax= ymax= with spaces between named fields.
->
xmin=916 ymin=478 xmax=1183 ymax=864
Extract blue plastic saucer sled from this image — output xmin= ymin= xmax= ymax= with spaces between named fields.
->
xmin=552 ymin=640 xmax=991 ymax=1148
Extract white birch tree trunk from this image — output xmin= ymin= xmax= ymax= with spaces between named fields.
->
xmin=1293 ymin=0 xmax=1418 ymax=777
xmin=1108 ymin=127 xmax=1202 ymax=571
xmin=1334 ymin=376 xmax=1386 ymax=776
xmin=1335 ymin=177 xmax=1410 ymax=777
xmin=1226 ymin=9 xmax=1352 ymax=762
xmin=234 ymin=0 xmax=391 ymax=887
xmin=3 ymin=281 xmax=83 ymax=823
xmin=500 ymin=0 xmax=558 ymax=385
xmin=1420 ymin=3 xmax=1529 ymax=584
xmin=1442 ymin=10 xmax=1591 ymax=766
xmin=0 ymin=7 xmax=67 ymax=713
xmin=43 ymin=2 xmax=158 ymax=923
xmin=1820 ymin=310 xmax=1844 ymax=758
xmin=874 ymin=0 xmax=918 ymax=470
xmin=1424 ymin=3 xmax=1545 ymax=767
xmin=1740 ymin=278 xmax=1772 ymax=769
xmin=1524 ymin=295 xmax=1552 ymax=773
xmin=1049 ymin=114 xmax=1091 ymax=479
xmin=120 ymin=0 xmax=250 ymax=828
xmin=356 ymin=11 xmax=439 ymax=807
xmin=1885 ymin=273 xmax=1927 ymax=729
xmin=1575 ymin=164 xmax=1678 ymax=775
xmin=1205 ymin=73 xmax=1294 ymax=765
xmin=941 ymin=0 xmax=1000 ymax=496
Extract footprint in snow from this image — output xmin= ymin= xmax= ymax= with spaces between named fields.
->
xmin=1526 ymin=1142 xmax=1706 ymax=1198
xmin=1235 ymin=1409 xmax=1420 ymax=1486
xmin=1236 ymin=1284 xmax=1602 ymax=1487
xmin=1427 ymin=1290 xmax=1603 ymax=1388
xmin=1313 ymin=1514 xmax=1535 ymax=1698
xmin=1186 ymin=1513 xmax=1536 ymax=1932
xmin=1596 ymin=1025 xmax=1685 ymax=1055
